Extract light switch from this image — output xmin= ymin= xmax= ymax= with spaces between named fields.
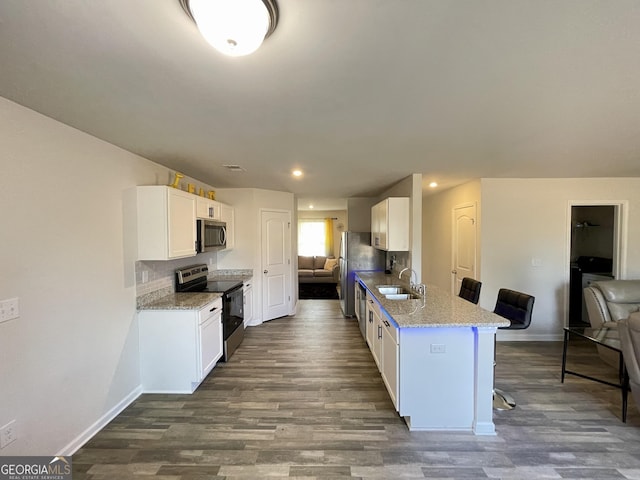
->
xmin=0 ymin=298 xmax=19 ymax=323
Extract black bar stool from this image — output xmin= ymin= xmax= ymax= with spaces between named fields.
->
xmin=458 ymin=277 xmax=482 ymax=304
xmin=493 ymin=288 xmax=535 ymax=410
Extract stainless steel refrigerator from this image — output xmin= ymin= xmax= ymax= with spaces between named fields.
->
xmin=338 ymin=232 xmax=386 ymax=318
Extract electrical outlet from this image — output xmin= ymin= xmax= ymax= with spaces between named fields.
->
xmin=0 ymin=298 xmax=19 ymax=323
xmin=0 ymin=420 xmax=17 ymax=448
xmin=430 ymin=344 xmax=446 ymax=354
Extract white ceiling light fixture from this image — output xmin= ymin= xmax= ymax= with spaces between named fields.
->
xmin=180 ymin=0 xmax=278 ymax=57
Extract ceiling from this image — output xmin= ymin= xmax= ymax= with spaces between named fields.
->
xmin=1 ymin=1 xmax=639 ymax=211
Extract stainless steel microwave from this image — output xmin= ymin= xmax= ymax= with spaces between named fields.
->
xmin=197 ymin=219 xmax=226 ymax=252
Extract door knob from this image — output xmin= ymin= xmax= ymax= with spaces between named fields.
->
xmin=451 ymin=270 xmax=457 ymax=274
xmin=263 ymin=270 xmax=268 ymax=274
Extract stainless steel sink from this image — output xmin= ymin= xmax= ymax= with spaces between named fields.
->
xmin=377 ymin=285 xmax=405 ymax=295
xmin=384 ymin=293 xmax=421 ymax=300
xmin=377 ymin=285 xmax=421 ymax=300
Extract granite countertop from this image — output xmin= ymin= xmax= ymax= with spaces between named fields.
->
xmin=138 ymin=292 xmax=222 ymax=311
xmin=208 ymin=269 xmax=253 ymax=282
xmin=355 ymin=272 xmax=509 ymax=329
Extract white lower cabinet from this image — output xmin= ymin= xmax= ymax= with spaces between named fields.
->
xmin=139 ymin=298 xmax=223 ymax=393
xmin=365 ymin=293 xmax=380 ymax=366
xmin=243 ymin=279 xmax=254 ymax=325
xmin=365 ymin=291 xmax=399 ymax=410
xmin=381 ymin=316 xmax=399 ymax=410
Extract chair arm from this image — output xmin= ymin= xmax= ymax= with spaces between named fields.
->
xmin=584 ymin=286 xmax=612 ymax=328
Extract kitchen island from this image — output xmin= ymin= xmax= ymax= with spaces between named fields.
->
xmin=355 ymin=272 xmax=509 ymax=435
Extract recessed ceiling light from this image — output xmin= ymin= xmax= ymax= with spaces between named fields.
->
xmin=429 ymin=182 xmax=438 ymax=188
xmin=292 ymin=169 xmax=303 ymax=177
xmin=309 ymin=205 xmax=314 ymax=209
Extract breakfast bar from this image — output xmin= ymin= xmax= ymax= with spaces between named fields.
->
xmin=355 ymin=272 xmax=509 ymax=435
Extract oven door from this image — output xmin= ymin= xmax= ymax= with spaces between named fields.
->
xmin=222 ymin=284 xmax=244 ymax=339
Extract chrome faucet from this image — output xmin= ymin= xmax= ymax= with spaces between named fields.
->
xmin=398 ymin=267 xmax=418 ymax=288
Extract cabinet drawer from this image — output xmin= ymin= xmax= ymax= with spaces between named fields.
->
xmin=199 ymin=298 xmax=223 ymax=324
xmin=380 ymin=315 xmax=398 ymax=344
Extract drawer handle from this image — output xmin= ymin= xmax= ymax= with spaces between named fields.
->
xmin=209 ymin=307 xmax=218 ymax=312
xmin=383 ymin=320 xmax=390 ymax=327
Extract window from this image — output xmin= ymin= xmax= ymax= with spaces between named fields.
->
xmin=298 ymin=220 xmax=326 ymax=256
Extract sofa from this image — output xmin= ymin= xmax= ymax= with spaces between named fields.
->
xmin=618 ymin=312 xmax=640 ymax=414
xmin=298 ymin=255 xmax=339 ymax=284
xmin=584 ymin=279 xmax=640 ymax=366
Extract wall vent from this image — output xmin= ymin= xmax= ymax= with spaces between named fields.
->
xmin=223 ymin=164 xmax=246 ymax=172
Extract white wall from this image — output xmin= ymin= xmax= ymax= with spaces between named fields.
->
xmin=481 ymin=178 xmax=640 ymax=341
xmin=346 ymin=197 xmax=375 ymax=232
xmin=0 ymin=97 xmax=216 ymax=455
xmin=422 ymin=180 xmax=482 ymax=292
xmin=216 ymin=188 xmax=295 ymax=324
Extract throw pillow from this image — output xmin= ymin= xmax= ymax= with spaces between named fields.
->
xmin=324 ymin=258 xmax=338 ymax=270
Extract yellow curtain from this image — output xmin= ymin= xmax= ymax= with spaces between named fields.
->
xmin=324 ymin=218 xmax=334 ymax=257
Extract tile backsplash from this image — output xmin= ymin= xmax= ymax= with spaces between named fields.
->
xmin=135 ymin=252 xmax=217 ymax=299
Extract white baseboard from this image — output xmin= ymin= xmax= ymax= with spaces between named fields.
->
xmin=246 ymin=317 xmax=263 ymax=327
xmin=59 ymin=385 xmax=142 ymax=456
xmin=496 ymin=332 xmax=563 ymax=342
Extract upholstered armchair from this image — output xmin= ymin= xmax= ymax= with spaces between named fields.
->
xmin=584 ymin=280 xmax=640 ymax=366
xmin=584 ymin=280 xmax=640 ymax=328
xmin=618 ymin=312 xmax=640 ymax=414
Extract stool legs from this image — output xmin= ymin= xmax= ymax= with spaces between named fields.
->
xmin=493 ymin=388 xmax=516 ymax=410
xmin=493 ymin=337 xmax=516 ymax=410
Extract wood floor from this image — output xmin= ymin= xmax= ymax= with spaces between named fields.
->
xmin=73 ymin=300 xmax=640 ymax=479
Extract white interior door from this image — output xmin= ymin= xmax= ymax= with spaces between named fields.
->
xmin=452 ymin=203 xmax=477 ymax=295
xmin=261 ymin=210 xmax=291 ymax=322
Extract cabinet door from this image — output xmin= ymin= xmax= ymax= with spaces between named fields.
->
xmin=354 ymin=282 xmax=361 ymax=321
xmin=378 ymin=200 xmax=389 ymax=250
xmin=199 ymin=312 xmax=222 ymax=378
xmin=366 ymin=295 xmax=382 ymax=369
xmin=196 ymin=198 xmax=210 ymax=219
xmin=381 ymin=318 xmax=399 ymax=410
xmin=372 ymin=311 xmax=382 ymax=369
xmin=387 ymin=197 xmax=409 ymax=251
xmin=196 ymin=198 xmax=222 ymax=220
xmin=366 ymin=296 xmax=376 ymax=349
xmin=167 ymin=189 xmax=197 ymax=259
xmin=371 ymin=202 xmax=381 ymax=248
xmin=221 ymin=203 xmax=235 ymax=249
xmin=243 ymin=283 xmax=253 ymax=325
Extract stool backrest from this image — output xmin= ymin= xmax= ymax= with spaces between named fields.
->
xmin=494 ymin=288 xmax=535 ymax=330
xmin=459 ymin=277 xmax=482 ymax=304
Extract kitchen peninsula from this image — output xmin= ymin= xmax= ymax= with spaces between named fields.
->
xmin=355 ymin=272 xmax=509 ymax=435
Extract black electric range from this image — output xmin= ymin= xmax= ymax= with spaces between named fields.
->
xmin=175 ymin=265 xmax=244 ymax=361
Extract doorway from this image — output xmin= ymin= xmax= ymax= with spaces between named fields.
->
xmin=567 ymin=202 xmax=625 ymax=327
xmin=261 ymin=209 xmax=292 ymax=322
xmin=451 ymin=203 xmax=477 ymax=296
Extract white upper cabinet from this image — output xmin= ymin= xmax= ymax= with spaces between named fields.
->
xmin=371 ymin=197 xmax=409 ymax=251
xmin=196 ymin=197 xmax=222 ymax=220
xmin=136 ymin=186 xmax=197 ymax=260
